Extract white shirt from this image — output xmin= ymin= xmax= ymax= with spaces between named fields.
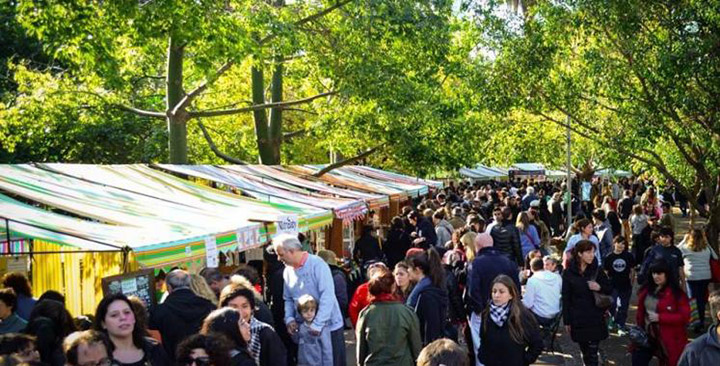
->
xmin=522 ymin=270 xmax=562 ymax=319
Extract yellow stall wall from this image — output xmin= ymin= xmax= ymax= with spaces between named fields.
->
xmin=31 ymin=240 xmax=138 ymax=317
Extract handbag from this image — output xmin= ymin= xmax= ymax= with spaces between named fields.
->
xmin=710 ymin=247 xmax=720 ymax=283
xmin=593 ymin=269 xmax=613 ymax=310
xmin=628 ymin=325 xmax=650 ymax=349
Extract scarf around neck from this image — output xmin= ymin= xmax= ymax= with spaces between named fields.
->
xmin=406 ymin=276 xmax=431 ymax=308
xmin=489 ymin=302 xmax=511 ymax=327
xmin=249 ymin=317 xmax=272 ymax=366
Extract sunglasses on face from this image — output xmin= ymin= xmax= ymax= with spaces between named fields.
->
xmin=181 ymin=356 xmax=211 ymax=366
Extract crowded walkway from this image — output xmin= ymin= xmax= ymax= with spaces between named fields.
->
xmin=0 ymin=176 xmax=719 ymax=366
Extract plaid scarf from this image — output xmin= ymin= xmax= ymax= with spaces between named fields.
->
xmin=249 ymin=317 xmax=273 ymax=366
xmin=489 ymin=302 xmax=511 ymax=327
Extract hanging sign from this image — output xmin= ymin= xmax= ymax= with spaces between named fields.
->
xmin=204 ymin=236 xmax=219 ymax=268
xmin=276 ymin=215 xmax=299 ymax=236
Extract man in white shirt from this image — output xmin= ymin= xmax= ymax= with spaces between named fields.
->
xmin=523 ymin=258 xmax=562 ymax=326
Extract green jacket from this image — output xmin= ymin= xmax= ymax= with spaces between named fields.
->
xmin=356 ymin=300 xmax=422 ymax=366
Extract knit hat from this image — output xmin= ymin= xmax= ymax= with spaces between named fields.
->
xmin=317 ymin=250 xmax=338 ymax=265
xmin=474 ymin=232 xmax=494 ymax=249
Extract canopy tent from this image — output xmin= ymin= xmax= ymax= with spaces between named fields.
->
xmin=545 ymin=169 xmax=571 ymax=179
xmin=294 ymin=165 xmax=430 ymax=201
xmin=343 ymin=165 xmax=443 ymax=193
xmin=155 ymin=164 xmax=369 ymax=222
xmin=0 ymin=164 xmax=333 ymax=267
xmin=595 ymin=168 xmax=632 ymax=177
xmin=331 ymin=166 xmax=429 ymax=198
xmin=287 ymin=165 xmax=409 ymax=203
xmin=510 ymin=163 xmax=546 ymax=174
xmin=459 ymin=165 xmax=509 ymax=180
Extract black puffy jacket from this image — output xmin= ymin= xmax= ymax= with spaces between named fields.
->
xmin=490 ymin=221 xmax=523 ymax=266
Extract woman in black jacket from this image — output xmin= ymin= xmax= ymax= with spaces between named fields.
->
xmin=218 ymin=286 xmax=287 ymax=366
xmin=406 ymin=248 xmax=448 ymax=345
xmin=94 ymin=293 xmax=170 ymax=366
xmin=384 ymin=216 xmax=412 ymax=269
xmin=24 ymin=299 xmax=76 ymax=366
xmin=562 ymin=240 xmax=612 ymax=366
xmin=478 ymin=275 xmax=543 ymax=366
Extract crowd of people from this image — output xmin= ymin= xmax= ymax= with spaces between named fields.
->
xmin=0 ymin=176 xmax=718 ymax=366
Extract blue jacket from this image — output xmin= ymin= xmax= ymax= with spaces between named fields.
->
xmin=0 ymin=313 xmax=27 ymax=334
xmin=293 ymin=322 xmax=333 ymax=366
xmin=678 ymin=325 xmax=720 ymax=366
xmin=283 ymin=254 xmax=344 ymax=332
xmin=467 ymin=247 xmax=520 ymax=314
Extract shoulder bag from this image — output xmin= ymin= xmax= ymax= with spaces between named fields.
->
xmin=592 ymin=269 xmax=613 ymax=310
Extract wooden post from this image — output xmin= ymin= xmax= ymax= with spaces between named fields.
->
xmin=326 ymin=218 xmax=345 ymax=258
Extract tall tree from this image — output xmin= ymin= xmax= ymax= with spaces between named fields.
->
xmin=468 ymin=0 xmax=720 ymax=245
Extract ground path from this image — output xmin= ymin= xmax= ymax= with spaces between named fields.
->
xmin=343 ymin=209 xmax=715 ymax=365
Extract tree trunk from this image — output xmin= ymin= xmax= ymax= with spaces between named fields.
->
xmin=166 ymin=36 xmax=187 ymax=164
xmin=251 ymin=65 xmax=275 ymax=164
xmin=707 ymin=204 xmax=720 ymax=253
xmin=267 ymin=62 xmax=283 ymax=165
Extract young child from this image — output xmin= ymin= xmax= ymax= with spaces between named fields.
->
xmin=602 ymin=236 xmax=635 ymax=334
xmin=294 ymin=294 xmax=333 ymax=366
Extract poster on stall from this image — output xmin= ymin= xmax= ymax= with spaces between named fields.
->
xmin=102 ymin=269 xmax=156 ymax=310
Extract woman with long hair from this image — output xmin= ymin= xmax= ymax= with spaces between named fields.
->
xmin=460 ymin=231 xmax=478 ymax=262
xmin=478 ymin=275 xmax=543 ymax=366
xmin=176 ymin=333 xmax=232 ymax=366
xmin=517 ymin=212 xmax=541 ymax=259
xmin=406 ymin=248 xmax=448 ymax=345
xmin=633 ymin=260 xmax=691 ymax=366
xmin=94 ymin=293 xmax=170 ymax=366
xmin=393 ymin=261 xmax=415 ymax=302
xmin=218 ymin=284 xmax=286 ymax=366
xmin=562 ymin=240 xmax=612 ymax=366
xmin=356 ymin=268 xmax=421 ymax=366
xmin=200 ymin=308 xmax=255 ymax=366
xmin=190 ymin=274 xmax=218 ymax=306
xmin=678 ymin=228 xmax=718 ymax=333
xmin=24 ymin=299 xmax=76 ymax=366
xmin=562 ymin=218 xmax=600 ymax=269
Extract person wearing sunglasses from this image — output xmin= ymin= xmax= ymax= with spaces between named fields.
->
xmin=176 ymin=334 xmax=232 ymax=366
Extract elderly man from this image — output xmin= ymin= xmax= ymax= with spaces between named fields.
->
xmin=273 ymin=233 xmax=346 ymax=366
xmin=63 ymin=330 xmax=112 ymax=366
xmin=149 ymin=269 xmax=216 ymax=361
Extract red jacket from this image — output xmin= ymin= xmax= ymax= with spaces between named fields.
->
xmin=636 ymin=286 xmax=690 ymax=366
xmin=349 ymin=283 xmax=370 ymax=327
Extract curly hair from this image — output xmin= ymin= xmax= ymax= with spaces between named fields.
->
xmin=176 ymin=333 xmax=232 ymax=366
xmin=1 ymin=273 xmax=31 ymax=297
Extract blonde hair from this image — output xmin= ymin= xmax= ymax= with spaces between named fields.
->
xmin=516 ymin=211 xmax=531 ymax=233
xmin=687 ymin=228 xmax=708 ymax=252
xmin=460 ymin=232 xmax=478 ymax=262
xmin=296 ymin=294 xmax=317 ymax=313
xmin=189 ymin=274 xmax=218 ymax=306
